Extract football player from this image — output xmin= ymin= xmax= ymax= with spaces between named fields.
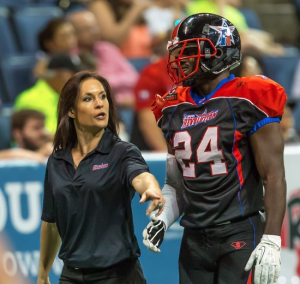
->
xmin=143 ymin=13 xmax=287 ymax=284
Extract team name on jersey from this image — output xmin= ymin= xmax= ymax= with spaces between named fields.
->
xmin=181 ymin=109 xmax=219 ymax=129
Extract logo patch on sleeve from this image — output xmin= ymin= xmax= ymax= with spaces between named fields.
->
xmin=181 ymin=109 xmax=218 ymax=129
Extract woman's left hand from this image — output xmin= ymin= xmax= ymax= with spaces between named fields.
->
xmin=139 ymin=189 xmax=166 ymax=216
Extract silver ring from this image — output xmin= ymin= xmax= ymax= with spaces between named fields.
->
xmin=157 ymin=202 xmax=163 ymax=210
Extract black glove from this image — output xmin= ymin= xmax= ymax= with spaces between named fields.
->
xmin=142 ymin=216 xmax=166 ymax=253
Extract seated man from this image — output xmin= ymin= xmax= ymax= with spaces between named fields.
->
xmin=0 ymin=110 xmax=52 ymax=162
xmin=14 ymin=53 xmax=85 ymax=134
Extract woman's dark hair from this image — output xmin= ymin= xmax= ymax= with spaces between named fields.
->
xmin=53 ymin=71 xmax=119 ymax=151
xmin=38 ymin=18 xmax=69 ymax=52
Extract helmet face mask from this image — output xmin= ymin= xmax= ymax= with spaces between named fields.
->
xmin=167 ymin=13 xmax=241 ymax=86
xmin=167 ymin=38 xmax=217 ymax=85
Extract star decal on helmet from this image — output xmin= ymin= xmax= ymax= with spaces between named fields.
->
xmin=209 ymin=19 xmax=235 ymax=47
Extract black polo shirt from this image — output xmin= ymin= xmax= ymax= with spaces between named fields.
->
xmin=41 ymin=129 xmax=149 ymax=269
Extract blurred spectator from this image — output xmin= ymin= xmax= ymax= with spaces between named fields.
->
xmin=35 ymin=18 xmax=78 ymax=78
xmin=143 ymin=0 xmax=187 ymax=37
xmin=280 ymin=105 xmax=300 ymax=144
xmin=186 ymin=0 xmax=285 ymax=56
xmin=14 ymin=53 xmax=85 ymax=135
xmin=231 ymin=52 xmax=264 ymax=77
xmin=0 ymin=110 xmax=52 ymax=162
xmin=143 ymin=0 xmax=188 ymax=57
xmin=38 ymin=17 xmax=77 ymax=54
xmin=130 ymin=54 xmax=172 ymax=151
xmin=87 ymin=0 xmax=153 ymax=58
xmin=68 ymin=10 xmax=138 ymax=108
xmin=187 ymin=0 xmax=248 ymax=32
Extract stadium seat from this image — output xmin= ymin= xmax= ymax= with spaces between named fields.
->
xmin=128 ymin=57 xmax=152 ymax=73
xmin=240 ymin=8 xmax=263 ymax=30
xmin=12 ymin=6 xmax=63 ymax=53
xmin=0 ymin=0 xmax=33 ymax=7
xmin=0 ymin=7 xmax=19 ymax=56
xmin=0 ymin=55 xmax=37 ymax=103
xmin=293 ymin=101 xmax=300 ymax=134
xmin=262 ymin=55 xmax=300 ymax=98
xmin=38 ymin=0 xmax=58 ymax=3
xmin=0 ymin=113 xmax=11 ymax=150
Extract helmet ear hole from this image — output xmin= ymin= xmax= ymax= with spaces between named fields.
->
xmin=216 ymin=48 xmax=223 ymax=58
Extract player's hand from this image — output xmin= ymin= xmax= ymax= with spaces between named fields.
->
xmin=142 ymin=215 xmax=166 ymax=253
xmin=245 ymin=234 xmax=281 ymax=284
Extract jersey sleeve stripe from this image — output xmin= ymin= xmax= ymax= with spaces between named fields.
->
xmin=249 ymin=117 xmax=280 ymax=136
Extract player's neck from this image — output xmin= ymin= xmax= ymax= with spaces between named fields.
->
xmin=193 ymin=71 xmax=230 ymax=96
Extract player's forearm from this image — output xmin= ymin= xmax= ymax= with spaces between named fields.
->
xmin=263 ymin=174 xmax=286 ymax=236
xmin=152 ymin=154 xmax=184 ymax=228
xmin=38 ymin=222 xmax=61 ymax=279
xmin=151 ymin=183 xmax=184 ymax=229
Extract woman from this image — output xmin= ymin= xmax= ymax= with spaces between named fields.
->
xmin=38 ymin=18 xmax=77 ymax=54
xmin=37 ymin=71 xmax=165 ymax=284
xmin=35 ymin=18 xmax=78 ymax=78
xmin=88 ymin=0 xmax=153 ymax=58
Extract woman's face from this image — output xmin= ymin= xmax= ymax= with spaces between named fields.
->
xmin=70 ymin=78 xmax=109 ymax=131
xmin=47 ymin=23 xmax=78 ymax=53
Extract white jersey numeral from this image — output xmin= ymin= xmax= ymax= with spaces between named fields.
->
xmin=173 ymin=127 xmax=227 ymax=178
xmin=173 ymin=131 xmax=195 ymax=178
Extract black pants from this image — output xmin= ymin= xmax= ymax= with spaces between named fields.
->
xmin=59 ymin=259 xmax=146 ymax=284
xmin=179 ymin=213 xmax=264 ymax=284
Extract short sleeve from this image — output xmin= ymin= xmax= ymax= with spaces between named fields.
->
xmin=249 ymin=82 xmax=287 ymax=135
xmin=41 ymin=163 xmax=55 ymax=223
xmin=120 ymin=144 xmax=150 ymax=186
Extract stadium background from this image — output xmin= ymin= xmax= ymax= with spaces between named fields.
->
xmin=0 ymin=0 xmax=300 ymax=283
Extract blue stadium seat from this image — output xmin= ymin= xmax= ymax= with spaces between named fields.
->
xmin=240 ymin=8 xmax=263 ymax=30
xmin=0 ymin=113 xmax=11 ymax=150
xmin=0 ymin=7 xmax=19 ymax=56
xmin=128 ymin=57 xmax=152 ymax=73
xmin=0 ymin=72 xmax=10 ymax=104
xmin=13 ymin=6 xmax=63 ymax=53
xmin=0 ymin=0 xmax=33 ymax=7
xmin=293 ymin=101 xmax=300 ymax=134
xmin=262 ymin=55 xmax=300 ymax=98
xmin=0 ymin=55 xmax=37 ymax=103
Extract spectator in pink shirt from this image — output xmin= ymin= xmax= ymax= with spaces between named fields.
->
xmin=68 ymin=10 xmax=138 ymax=108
